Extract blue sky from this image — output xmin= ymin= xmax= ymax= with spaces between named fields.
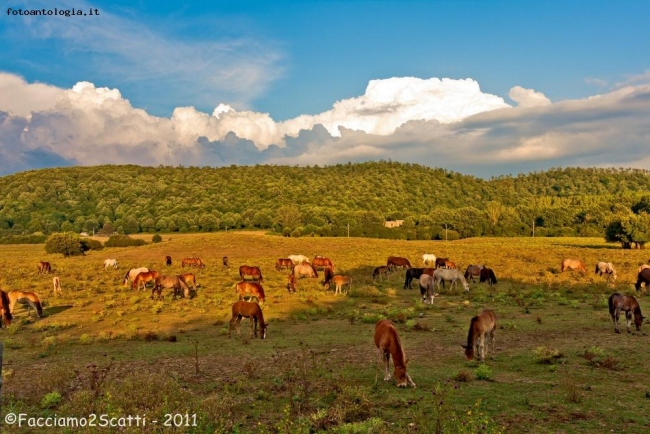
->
xmin=1 ymin=0 xmax=649 ymax=176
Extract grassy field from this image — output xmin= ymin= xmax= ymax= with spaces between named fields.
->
xmin=1 ymin=232 xmax=649 ymax=433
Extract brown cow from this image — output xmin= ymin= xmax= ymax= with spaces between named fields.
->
xmin=387 ymin=256 xmax=412 ymax=271
xmin=179 ymin=273 xmax=198 ymax=289
xmin=165 ymin=255 xmax=172 ymax=266
xmin=132 ymin=271 xmax=160 ymax=291
xmin=229 ymin=301 xmax=267 ymax=339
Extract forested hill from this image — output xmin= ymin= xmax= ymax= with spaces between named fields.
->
xmin=1 ymin=162 xmax=649 ymax=239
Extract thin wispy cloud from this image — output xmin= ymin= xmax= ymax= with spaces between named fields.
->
xmin=4 ymin=0 xmax=285 ymax=110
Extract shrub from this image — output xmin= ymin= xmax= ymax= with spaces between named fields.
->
xmin=475 ymin=364 xmax=493 ymax=381
xmin=45 ymin=232 xmax=87 ymax=256
xmin=40 ymin=391 xmax=62 ymax=409
xmin=80 ymin=238 xmax=103 ymax=251
xmin=0 ymin=234 xmax=47 ymax=244
xmin=104 ymin=235 xmax=146 ymax=247
xmin=152 ymin=233 xmax=163 ymax=243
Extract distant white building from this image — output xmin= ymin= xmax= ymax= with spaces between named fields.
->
xmin=384 ymin=220 xmax=404 ymax=228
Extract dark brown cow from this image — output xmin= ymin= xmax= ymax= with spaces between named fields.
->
xmin=435 ymin=258 xmax=449 ymax=269
xmin=387 ymin=256 xmax=412 ymax=271
xmin=223 ymin=256 xmax=229 ymax=267
xmin=165 ymin=255 xmax=172 ymax=266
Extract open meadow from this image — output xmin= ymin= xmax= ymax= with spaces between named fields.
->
xmin=1 ymin=232 xmax=649 ymax=433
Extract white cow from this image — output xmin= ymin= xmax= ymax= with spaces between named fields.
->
xmin=104 ymin=259 xmax=118 ymax=270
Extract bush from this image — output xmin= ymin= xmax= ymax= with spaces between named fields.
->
xmin=104 ymin=235 xmax=146 ymax=248
xmin=152 ymin=233 xmax=163 ymax=243
xmin=475 ymin=364 xmax=493 ymax=380
xmin=80 ymin=238 xmax=103 ymax=251
xmin=45 ymin=232 xmax=87 ymax=256
xmin=0 ymin=234 xmax=47 ymax=244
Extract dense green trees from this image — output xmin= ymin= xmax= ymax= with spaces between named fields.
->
xmin=0 ymin=163 xmax=649 ymax=243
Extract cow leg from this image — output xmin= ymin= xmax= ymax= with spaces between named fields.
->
xmin=625 ymin=311 xmax=632 ymax=333
xmin=613 ymin=308 xmax=621 ymax=333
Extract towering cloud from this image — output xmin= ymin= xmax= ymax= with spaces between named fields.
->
xmin=1 ymin=72 xmax=649 ymax=177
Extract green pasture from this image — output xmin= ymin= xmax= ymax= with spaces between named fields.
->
xmin=0 ymin=233 xmax=649 ymax=433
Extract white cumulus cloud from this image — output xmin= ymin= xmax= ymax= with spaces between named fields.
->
xmin=508 ymin=86 xmax=552 ymax=107
xmin=1 ymin=71 xmax=649 ymax=177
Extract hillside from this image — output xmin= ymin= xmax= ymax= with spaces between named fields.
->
xmin=1 ymin=162 xmax=649 ymax=239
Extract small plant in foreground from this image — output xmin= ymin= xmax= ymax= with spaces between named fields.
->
xmin=533 ymin=346 xmax=565 ymax=365
xmin=40 ymin=391 xmax=62 ymax=409
xmin=475 ymin=364 xmax=493 ymax=381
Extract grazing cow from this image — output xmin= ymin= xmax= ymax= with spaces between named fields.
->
xmin=103 ymin=259 xmax=118 ymax=270
xmin=561 ymin=259 xmax=587 ymax=273
xmin=235 ymin=281 xmax=266 ymax=303
xmin=165 ymin=256 xmax=172 ymax=266
xmin=422 ymin=253 xmax=437 ymax=266
xmin=373 ymin=266 xmax=391 ymax=281
xmin=223 ymin=256 xmax=229 ymax=267
xmin=479 ymin=268 xmax=498 ymax=286
xmin=228 ymin=301 xmax=267 ymax=339
xmin=418 ymin=274 xmax=439 ymax=304
xmin=331 ymin=275 xmax=352 ymax=296
xmin=464 ymin=265 xmax=484 ymax=282
xmin=462 ymin=310 xmax=497 ymax=361
xmin=293 ymin=263 xmax=318 ymax=278
xmin=52 ymin=276 xmax=62 ymax=295
xmin=387 ymin=256 xmax=412 ymax=271
xmin=38 ymin=261 xmax=51 ymax=274
xmin=635 ymin=268 xmax=650 ymax=292
xmin=312 ymin=256 xmax=335 ymax=272
xmin=239 ymin=265 xmax=263 ymax=282
xmin=288 ymin=255 xmax=310 ymax=265
xmin=638 ymin=264 xmax=650 ymax=274
xmin=276 ymin=258 xmax=294 ymax=271
xmin=595 ymin=262 xmax=617 ymax=282
xmin=403 ymin=268 xmax=425 ymax=289
xmin=123 ymin=267 xmax=150 ymax=287
xmin=608 ymin=293 xmax=644 ymax=333
xmin=374 ymin=319 xmax=416 ymax=388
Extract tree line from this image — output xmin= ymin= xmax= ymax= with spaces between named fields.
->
xmin=0 ymin=162 xmax=649 ymax=246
